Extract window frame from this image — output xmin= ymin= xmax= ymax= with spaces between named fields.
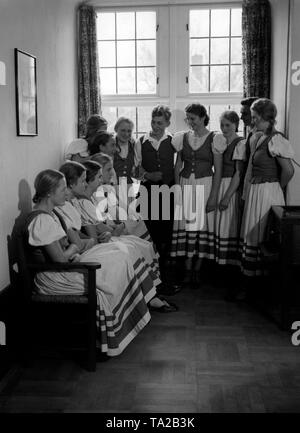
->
xmin=96 ymin=1 xmax=243 ymax=134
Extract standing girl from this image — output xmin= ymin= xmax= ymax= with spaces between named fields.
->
xmin=171 ymin=103 xmax=226 ymax=285
xmin=214 ymin=111 xmax=246 ymax=266
xmin=240 ymin=98 xmax=294 ymax=277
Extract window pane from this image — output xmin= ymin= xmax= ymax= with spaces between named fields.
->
xmin=102 ymin=106 xmax=117 ymax=132
xmin=190 ymin=39 xmax=209 ymax=65
xmin=117 ymin=68 xmax=135 ymax=94
xmin=230 ymin=65 xmax=243 ymax=92
xmin=210 ymin=66 xmax=229 ymax=92
xmin=211 ymin=38 xmax=229 ymax=64
xmin=231 ymin=9 xmax=242 ymax=36
xmin=98 ymin=41 xmax=115 ymax=67
xmin=116 ymin=12 xmax=135 ymax=39
xmin=136 ymin=12 xmax=156 ymax=39
xmin=117 ymin=41 xmax=135 ymax=66
xmin=211 ymin=9 xmax=230 ymax=36
xmin=190 ymin=10 xmax=209 ymax=37
xmin=117 ymin=107 xmax=137 ymax=130
xmin=137 ymin=106 xmax=153 ymax=133
xmin=137 ymin=40 xmax=156 ymax=66
xmin=97 ymin=13 xmax=115 ymax=40
xmin=209 ymin=105 xmax=228 ymax=131
xmin=100 ymin=68 xmax=116 ymax=95
xmin=137 ymin=68 xmax=156 ymax=94
xmin=231 ymin=38 xmax=242 ymax=64
xmin=190 ymin=66 xmax=209 ymax=93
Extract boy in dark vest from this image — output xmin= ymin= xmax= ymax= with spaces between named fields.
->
xmin=136 ymin=105 xmax=180 ymax=296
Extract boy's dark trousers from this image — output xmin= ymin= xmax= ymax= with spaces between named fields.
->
xmin=143 ymin=180 xmax=174 ymax=282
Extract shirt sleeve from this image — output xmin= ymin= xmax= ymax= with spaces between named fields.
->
xmin=171 ymin=131 xmax=185 ymax=152
xmin=232 ymin=138 xmax=247 ymax=161
xmin=212 ymin=133 xmax=227 ymax=154
xmin=268 ymin=134 xmax=294 ymax=158
xmin=28 ymin=214 xmax=66 ymax=246
xmin=55 ymin=202 xmax=82 ymax=231
xmin=72 ymin=198 xmax=100 ymax=226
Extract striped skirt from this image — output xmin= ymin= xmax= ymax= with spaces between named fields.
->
xmin=34 ymin=241 xmax=158 ymax=356
xmin=171 ymin=175 xmax=215 ymax=259
xmin=239 ymin=181 xmax=285 ymax=277
xmin=214 ymin=177 xmax=242 ymax=266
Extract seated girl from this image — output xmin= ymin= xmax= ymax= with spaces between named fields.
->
xmin=90 ymin=152 xmax=152 ymax=241
xmin=26 ymin=169 xmax=160 ymax=356
xmin=59 ymin=161 xmax=178 ymax=313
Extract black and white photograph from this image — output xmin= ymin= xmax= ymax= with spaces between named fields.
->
xmin=0 ymin=0 xmax=300 ymax=420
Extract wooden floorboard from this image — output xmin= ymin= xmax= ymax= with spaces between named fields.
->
xmin=0 ymin=277 xmax=299 ymax=413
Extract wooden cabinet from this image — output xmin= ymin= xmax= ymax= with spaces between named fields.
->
xmin=268 ymin=206 xmax=300 ymax=329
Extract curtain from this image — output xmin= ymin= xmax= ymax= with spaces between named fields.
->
xmin=78 ymin=4 xmax=101 ymax=137
xmin=242 ymin=0 xmax=271 ymax=98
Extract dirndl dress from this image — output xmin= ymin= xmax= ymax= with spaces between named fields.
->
xmin=171 ymin=130 xmax=227 ymax=259
xmin=239 ymin=132 xmax=294 ymax=276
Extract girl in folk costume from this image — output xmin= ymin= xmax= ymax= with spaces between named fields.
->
xmin=113 ymin=117 xmax=137 ymax=185
xmin=171 ymin=103 xmax=226 ymax=286
xmin=91 ymin=152 xmax=152 ymax=241
xmin=240 ymin=98 xmax=294 ymax=277
xmin=60 ymin=160 xmax=177 ymax=313
xmin=214 ymin=111 xmax=246 ymax=266
xmin=64 ymin=114 xmax=108 ymax=163
xmin=90 ymin=131 xmax=151 ymax=241
xmin=26 ymin=169 xmax=156 ymax=356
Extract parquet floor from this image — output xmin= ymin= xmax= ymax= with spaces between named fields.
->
xmin=0 ymin=267 xmax=299 ymax=413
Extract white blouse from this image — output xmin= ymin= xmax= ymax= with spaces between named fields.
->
xmin=172 ymin=131 xmax=227 ymax=154
xmin=232 ymin=138 xmax=247 ymax=161
xmin=71 ymin=197 xmax=103 ymax=226
xmin=55 ymin=201 xmax=82 ymax=231
xmin=28 ymin=213 xmax=66 ymax=246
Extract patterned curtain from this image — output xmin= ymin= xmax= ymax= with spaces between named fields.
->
xmin=78 ymin=4 xmax=101 ymax=137
xmin=242 ymin=0 xmax=271 ymax=98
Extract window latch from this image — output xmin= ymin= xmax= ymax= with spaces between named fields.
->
xmin=186 ymin=76 xmax=189 ymax=84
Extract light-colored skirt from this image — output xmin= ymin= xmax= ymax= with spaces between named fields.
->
xmin=115 ymin=234 xmax=160 ymax=278
xmin=34 ymin=241 xmax=157 ymax=356
xmin=240 ymin=181 xmax=285 ymax=276
xmin=214 ymin=177 xmax=242 ymax=266
xmin=171 ymin=175 xmax=215 ymax=259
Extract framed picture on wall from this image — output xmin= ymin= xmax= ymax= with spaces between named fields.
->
xmin=14 ymin=48 xmax=38 ymax=136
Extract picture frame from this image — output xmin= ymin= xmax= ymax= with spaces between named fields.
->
xmin=15 ymin=48 xmax=38 ymax=136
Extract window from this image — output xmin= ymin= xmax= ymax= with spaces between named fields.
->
xmin=97 ymin=3 xmax=243 ymax=135
xmin=189 ymin=8 xmax=242 ymax=93
xmin=97 ymin=11 xmax=157 ymax=95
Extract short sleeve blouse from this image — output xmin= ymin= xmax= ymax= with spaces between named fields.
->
xmin=268 ymin=134 xmax=294 ymax=158
xmin=232 ymin=138 xmax=247 ymax=161
xmin=172 ymin=130 xmax=227 ymax=154
xmin=55 ymin=201 xmax=82 ymax=231
xmin=212 ymin=133 xmax=227 ymax=154
xmin=70 ymin=197 xmax=99 ymax=226
xmin=28 ymin=213 xmax=66 ymax=246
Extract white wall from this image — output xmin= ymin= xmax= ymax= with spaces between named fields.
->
xmin=0 ymin=0 xmax=79 ymax=291
xmin=270 ymin=0 xmax=290 ymax=132
xmin=287 ymin=0 xmax=300 ymax=204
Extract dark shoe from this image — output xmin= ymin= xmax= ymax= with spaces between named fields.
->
xmin=157 ymin=283 xmax=182 ymax=296
xmin=149 ymin=302 xmax=178 ymax=313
